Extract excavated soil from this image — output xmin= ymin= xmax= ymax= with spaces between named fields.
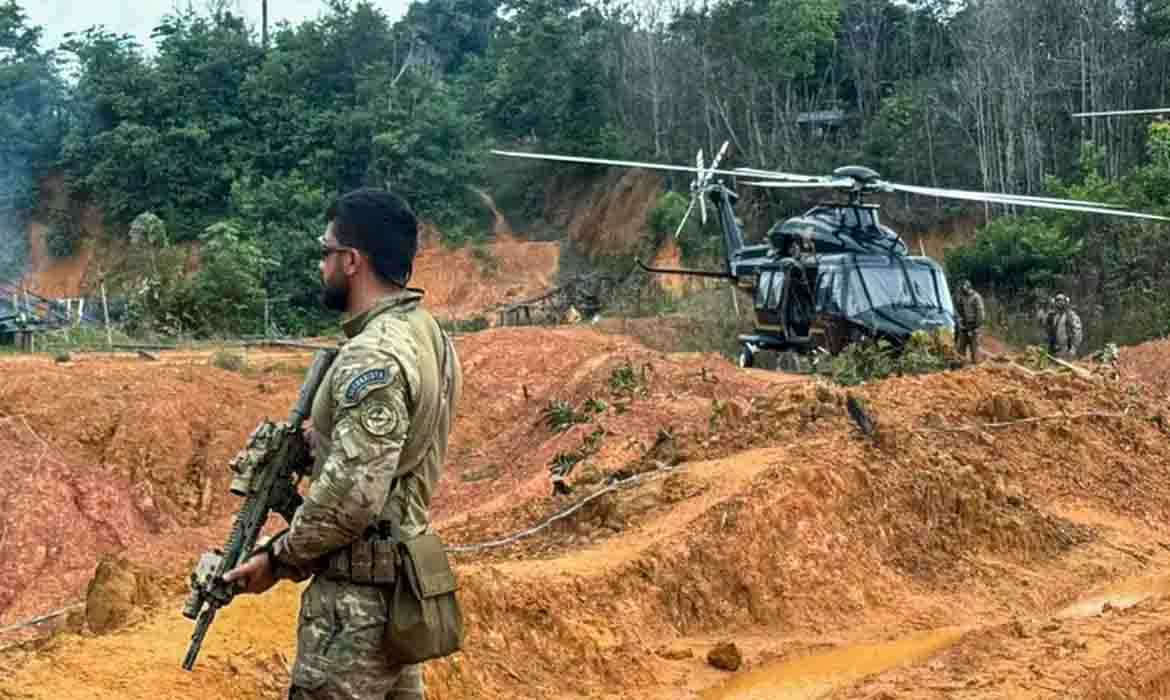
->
xmin=3 ymin=327 xmax=1170 ymax=700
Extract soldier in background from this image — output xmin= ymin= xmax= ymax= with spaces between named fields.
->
xmin=954 ymin=279 xmax=985 ymax=364
xmin=1048 ymin=293 xmax=1083 ymax=358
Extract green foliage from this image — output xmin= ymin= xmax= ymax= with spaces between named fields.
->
xmin=547 ymin=426 xmax=606 ymax=474
xmin=44 ymin=205 xmax=80 ymax=257
xmin=124 ymin=222 xmax=275 ymax=338
xmin=608 ymin=358 xmax=650 ymax=398
xmin=128 ymin=211 xmax=168 ymax=247
xmin=829 ymin=331 xmax=951 ymax=386
xmin=437 ymin=316 xmax=490 ymax=333
xmin=945 ymin=218 xmax=1080 ymax=297
xmin=0 ymin=0 xmax=64 ymax=271
xmin=542 ymin=398 xmax=588 ymax=432
xmin=649 ymin=190 xmax=716 ymax=261
xmin=209 ymin=348 xmax=247 ymax=372
xmin=470 ymin=242 xmax=500 ymax=276
xmin=483 ymin=0 xmax=619 ymax=152
xmin=765 ymin=0 xmax=839 ymax=80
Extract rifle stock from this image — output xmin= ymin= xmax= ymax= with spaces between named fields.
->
xmin=181 ymin=347 xmax=338 ymax=671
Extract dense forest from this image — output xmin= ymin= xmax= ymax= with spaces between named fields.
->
xmin=3 ymin=0 xmax=1170 ymax=345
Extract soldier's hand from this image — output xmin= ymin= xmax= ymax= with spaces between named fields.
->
xmin=223 ymin=551 xmax=277 ymax=595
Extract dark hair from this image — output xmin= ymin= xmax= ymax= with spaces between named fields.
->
xmin=326 ymin=188 xmax=418 ymax=286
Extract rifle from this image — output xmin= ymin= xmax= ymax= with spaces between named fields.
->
xmin=181 ymin=347 xmax=338 ymax=671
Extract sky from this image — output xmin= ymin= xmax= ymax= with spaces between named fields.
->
xmin=24 ymin=0 xmax=414 ymax=54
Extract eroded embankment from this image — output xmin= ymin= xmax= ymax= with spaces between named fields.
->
xmin=4 ymin=350 xmax=1170 ymax=699
xmin=0 ymin=354 xmax=308 ymax=626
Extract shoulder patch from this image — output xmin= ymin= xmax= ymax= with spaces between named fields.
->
xmin=343 ymin=368 xmax=391 ymax=404
xmin=359 ymin=400 xmax=400 ymax=437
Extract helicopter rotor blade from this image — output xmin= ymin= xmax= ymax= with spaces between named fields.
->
xmin=734 ymin=167 xmax=832 ymax=183
xmin=674 ymin=196 xmax=696 ymax=239
xmin=1071 ymin=107 xmax=1170 ymax=118
xmin=887 ymin=184 xmax=1125 ymax=209
xmin=887 ymin=182 xmax=1170 ymax=221
xmin=696 ymin=149 xmax=707 ymax=225
xmin=704 ymin=142 xmax=730 ymax=185
xmin=491 ymin=149 xmax=751 ymax=181
xmin=740 ymin=180 xmax=852 ymax=190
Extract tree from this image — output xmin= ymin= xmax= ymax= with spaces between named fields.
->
xmin=0 ymin=0 xmax=64 ymax=271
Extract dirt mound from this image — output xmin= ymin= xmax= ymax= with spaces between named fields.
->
xmin=543 ymin=168 xmax=663 ymax=258
xmin=435 ymin=326 xmax=801 ymax=524
xmin=1118 ymin=335 xmax=1170 ymax=398
xmin=412 ymin=225 xmax=560 ymax=321
xmin=85 ymin=556 xmax=162 ymax=635
xmin=4 ymin=333 xmax=1170 ymax=700
xmin=0 ymin=355 xmax=307 ymax=625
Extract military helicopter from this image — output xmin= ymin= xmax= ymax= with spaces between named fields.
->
xmin=491 ymin=144 xmax=1169 ymax=369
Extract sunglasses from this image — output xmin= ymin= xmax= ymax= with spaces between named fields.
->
xmin=318 ymin=237 xmax=357 ymax=259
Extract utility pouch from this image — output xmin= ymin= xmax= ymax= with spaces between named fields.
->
xmin=383 ymin=532 xmax=463 ymax=664
xmin=350 ymin=539 xmax=375 ymax=584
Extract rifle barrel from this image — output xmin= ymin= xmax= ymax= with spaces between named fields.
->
xmin=183 ymin=606 xmax=217 ymax=671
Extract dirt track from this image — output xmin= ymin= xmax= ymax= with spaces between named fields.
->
xmin=2 ymin=328 xmax=1170 ymax=700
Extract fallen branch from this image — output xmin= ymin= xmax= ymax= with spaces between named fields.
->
xmin=0 ymin=602 xmax=83 ymax=636
xmin=1044 ymin=352 xmax=1096 ymax=380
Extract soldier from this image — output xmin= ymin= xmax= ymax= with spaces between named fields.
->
xmin=953 ymin=279 xmax=985 ymax=364
xmin=1048 ymin=293 xmax=1083 ymax=358
xmin=225 ymin=188 xmax=463 ymax=700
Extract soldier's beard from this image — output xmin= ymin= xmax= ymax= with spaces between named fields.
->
xmin=321 ymin=277 xmax=349 ymax=312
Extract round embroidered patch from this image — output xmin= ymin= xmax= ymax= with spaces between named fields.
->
xmin=360 ymin=401 xmax=398 ymax=437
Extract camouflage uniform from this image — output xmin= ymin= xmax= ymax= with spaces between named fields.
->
xmin=1048 ymin=296 xmax=1083 ymax=358
xmin=269 ymin=290 xmax=462 ymax=700
xmin=954 ymin=283 xmax=985 ymax=364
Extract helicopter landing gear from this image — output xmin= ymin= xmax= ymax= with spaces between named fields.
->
xmin=737 ymin=343 xmax=757 ymax=368
xmin=776 ymin=351 xmax=803 ymax=373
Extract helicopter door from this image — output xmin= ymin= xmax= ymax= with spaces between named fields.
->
xmin=752 ymin=268 xmax=786 ymax=332
xmin=780 ymin=260 xmax=814 ymax=341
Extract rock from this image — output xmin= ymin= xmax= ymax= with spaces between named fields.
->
xmin=86 ymin=556 xmax=153 ymax=635
xmin=460 ymin=463 xmax=502 ymax=483
xmin=656 ymin=645 xmax=694 ymax=660
xmin=723 ymin=398 xmax=751 ymax=423
xmin=707 ymin=641 xmax=742 ymax=671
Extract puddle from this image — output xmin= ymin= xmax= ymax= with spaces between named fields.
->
xmin=1057 ymin=572 xmax=1170 ymax=619
xmin=698 ymin=627 xmax=965 ymax=700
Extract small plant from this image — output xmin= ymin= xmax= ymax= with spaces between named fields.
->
xmin=547 ymin=427 xmax=607 ymax=477
xmin=470 ymin=243 xmax=500 ymax=277
xmin=438 ymin=316 xmax=490 ymax=334
xmin=53 ymin=350 xmax=71 ymax=363
xmin=608 ymin=358 xmax=650 ymax=398
xmin=709 ymin=398 xmax=728 ymax=431
xmin=210 ymin=349 xmax=247 ymax=372
xmin=542 ymin=399 xmax=590 ymax=432
xmin=582 ymin=396 xmax=608 ymax=415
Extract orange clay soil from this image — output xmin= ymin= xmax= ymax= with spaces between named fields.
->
xmin=2 ymin=330 xmax=1170 ymax=700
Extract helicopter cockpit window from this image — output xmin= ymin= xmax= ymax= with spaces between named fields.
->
xmin=756 ymin=271 xmax=773 ymax=307
xmin=904 ymin=264 xmax=951 ymax=311
xmin=836 ymin=208 xmax=876 ymax=229
xmin=767 ymin=271 xmax=785 ymax=310
xmin=816 ymin=270 xmax=841 ymax=313
xmin=844 ymin=263 xmax=953 ymax=314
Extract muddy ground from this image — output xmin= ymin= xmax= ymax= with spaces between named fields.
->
xmin=2 ymin=326 xmax=1170 ymax=699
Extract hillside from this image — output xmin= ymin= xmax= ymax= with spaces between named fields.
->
xmin=2 ymin=328 xmax=1169 ymax=699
